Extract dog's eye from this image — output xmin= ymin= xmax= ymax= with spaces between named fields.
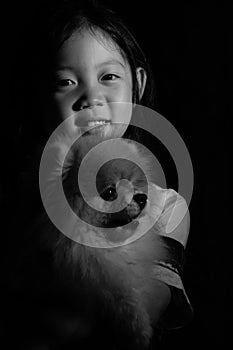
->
xmin=101 ymin=185 xmax=117 ymax=201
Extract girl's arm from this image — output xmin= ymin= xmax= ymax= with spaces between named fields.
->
xmin=151 ymin=187 xmax=193 ymax=329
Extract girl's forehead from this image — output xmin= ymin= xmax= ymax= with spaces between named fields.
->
xmin=56 ymin=28 xmax=128 ymax=67
xmin=71 ymin=27 xmax=119 ymax=51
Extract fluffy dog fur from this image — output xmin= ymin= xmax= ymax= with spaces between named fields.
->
xmin=32 ymin=132 xmax=169 ymax=349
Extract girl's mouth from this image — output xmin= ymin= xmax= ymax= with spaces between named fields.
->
xmin=82 ymin=120 xmax=112 ymax=136
xmin=87 ymin=120 xmax=111 ymax=127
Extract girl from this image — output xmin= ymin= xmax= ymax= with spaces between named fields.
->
xmin=7 ymin=1 xmax=193 ymax=349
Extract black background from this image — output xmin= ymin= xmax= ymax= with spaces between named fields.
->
xmin=1 ymin=0 xmax=230 ymax=349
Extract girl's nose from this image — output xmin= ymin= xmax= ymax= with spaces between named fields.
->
xmin=72 ymin=86 xmax=104 ymax=111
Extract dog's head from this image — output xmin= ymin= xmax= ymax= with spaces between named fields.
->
xmin=61 ymin=135 xmax=152 ymax=226
xmin=43 ymin=132 xmax=162 ymax=246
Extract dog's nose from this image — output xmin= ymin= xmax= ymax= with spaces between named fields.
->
xmin=133 ymin=193 xmax=148 ymax=211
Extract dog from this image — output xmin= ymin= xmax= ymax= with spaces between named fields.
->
xmin=21 ymin=131 xmax=170 ymax=349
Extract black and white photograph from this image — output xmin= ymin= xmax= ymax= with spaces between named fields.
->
xmin=1 ymin=1 xmax=229 ymax=349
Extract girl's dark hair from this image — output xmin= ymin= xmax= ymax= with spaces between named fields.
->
xmin=39 ymin=0 xmax=156 ymax=109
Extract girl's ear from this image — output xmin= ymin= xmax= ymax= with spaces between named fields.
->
xmin=136 ymin=67 xmax=147 ymax=101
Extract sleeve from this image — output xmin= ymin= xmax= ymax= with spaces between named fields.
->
xmin=150 ymin=186 xmax=193 ymax=329
xmin=155 ymin=188 xmax=190 ymax=246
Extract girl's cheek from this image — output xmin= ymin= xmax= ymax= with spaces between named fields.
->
xmin=53 ymin=94 xmax=73 ymax=121
xmin=111 ymin=99 xmax=133 ymax=125
xmin=107 ymin=82 xmax=133 ymax=103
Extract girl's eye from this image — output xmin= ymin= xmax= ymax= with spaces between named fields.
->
xmin=101 ymin=74 xmax=120 ymax=81
xmin=56 ymin=79 xmax=76 ymax=87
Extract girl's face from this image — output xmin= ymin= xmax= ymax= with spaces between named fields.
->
xmin=51 ymin=29 xmax=137 ymax=138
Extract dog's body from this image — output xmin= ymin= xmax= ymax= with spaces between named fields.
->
xmin=19 ymin=133 xmax=170 ymax=349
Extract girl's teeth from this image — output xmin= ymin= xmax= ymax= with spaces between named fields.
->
xmin=88 ymin=121 xmax=109 ymax=127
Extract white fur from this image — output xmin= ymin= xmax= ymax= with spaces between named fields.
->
xmin=39 ymin=133 xmax=169 ymax=349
